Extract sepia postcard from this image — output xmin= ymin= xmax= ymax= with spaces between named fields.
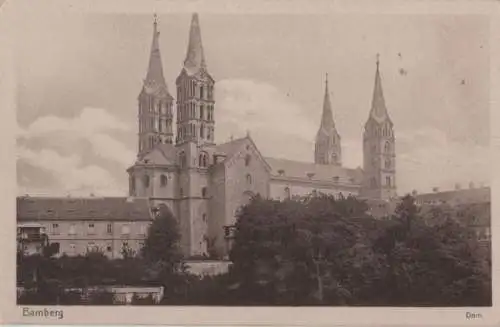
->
xmin=1 ymin=0 xmax=499 ymax=325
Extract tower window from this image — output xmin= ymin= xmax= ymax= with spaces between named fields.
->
xmin=202 ymin=187 xmax=207 ymax=198
xmin=385 ymin=159 xmax=391 ymax=169
xmin=246 ymin=174 xmax=252 ymax=185
xmin=202 ymin=213 xmax=207 ymax=222
xmin=386 ymin=176 xmax=391 ymax=187
xmin=143 ymin=175 xmax=150 ymax=188
xmin=199 ymin=152 xmax=208 ymax=167
xmin=385 ymin=141 xmax=391 ymax=153
xmin=160 ymin=174 xmax=168 ymax=187
xmin=200 ymin=124 xmax=205 ymax=138
xmin=200 ymin=86 xmax=204 ymax=99
xmin=179 ymin=152 xmax=187 ymax=168
xmin=200 ymin=105 xmax=204 ymax=119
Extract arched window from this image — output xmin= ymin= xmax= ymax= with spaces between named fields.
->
xmin=201 ymin=187 xmax=207 ymax=198
xmin=200 ymin=86 xmax=204 ymax=99
xmin=179 ymin=152 xmax=187 ymax=168
xmin=160 ymin=174 xmax=168 ymax=187
xmin=386 ymin=176 xmax=391 ymax=187
xmin=284 ymin=187 xmax=291 ymax=200
xmin=385 ymin=158 xmax=391 ymax=169
xmin=245 ymin=154 xmax=251 ymax=166
xmin=200 ymin=105 xmax=204 ymax=119
xmin=200 ymin=124 xmax=205 ymax=138
xmin=143 ymin=175 xmax=150 ymax=188
xmin=130 ymin=177 xmax=136 ymax=195
xmin=246 ymin=174 xmax=252 ymax=185
xmin=199 ymin=152 xmax=208 ymax=167
xmin=384 ymin=141 xmax=391 ymax=153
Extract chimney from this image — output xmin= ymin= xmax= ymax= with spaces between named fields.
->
xmin=432 ymin=187 xmax=439 ymax=193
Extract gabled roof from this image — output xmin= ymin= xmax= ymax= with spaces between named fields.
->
xmin=214 ymin=136 xmax=248 ymax=157
xmin=265 ymin=157 xmax=363 ymax=185
xmin=214 ymin=136 xmax=271 ymax=171
xmin=135 ymin=143 xmax=177 ymax=166
xmin=17 ymin=197 xmax=153 ymax=221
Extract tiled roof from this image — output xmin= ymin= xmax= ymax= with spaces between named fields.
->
xmin=17 ymin=197 xmax=153 ymax=221
xmin=265 ymin=157 xmax=363 ymax=185
xmin=136 ymin=143 xmax=177 ymax=166
xmin=414 ymin=187 xmax=490 ymax=205
xmin=214 ymin=137 xmax=248 ymax=157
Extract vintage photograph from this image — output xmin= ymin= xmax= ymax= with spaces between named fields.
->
xmin=15 ymin=9 xmax=492 ymax=308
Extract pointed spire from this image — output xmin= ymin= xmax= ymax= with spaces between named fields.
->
xmin=319 ymin=73 xmax=335 ymax=131
xmin=369 ymin=54 xmax=390 ymax=122
xmin=145 ymin=14 xmax=167 ymax=87
xmin=183 ymin=13 xmax=207 ymax=75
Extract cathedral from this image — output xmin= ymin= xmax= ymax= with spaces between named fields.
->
xmin=126 ymin=13 xmax=397 ymax=257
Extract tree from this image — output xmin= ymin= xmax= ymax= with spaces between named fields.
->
xmin=229 ymin=194 xmax=381 ymax=305
xmin=141 ymin=204 xmax=184 ymax=297
xmin=372 ymin=194 xmax=491 ymax=306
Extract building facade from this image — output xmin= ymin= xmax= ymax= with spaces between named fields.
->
xmin=17 ymin=197 xmax=153 ymax=258
xmin=126 ymin=14 xmax=397 ymax=257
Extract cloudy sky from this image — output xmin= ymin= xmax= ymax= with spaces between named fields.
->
xmin=15 ymin=11 xmax=490 ymax=196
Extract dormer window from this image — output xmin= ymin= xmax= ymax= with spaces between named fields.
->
xmin=278 ymin=169 xmax=285 ymax=176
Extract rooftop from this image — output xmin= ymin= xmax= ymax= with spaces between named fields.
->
xmin=17 ymin=196 xmax=153 ymax=221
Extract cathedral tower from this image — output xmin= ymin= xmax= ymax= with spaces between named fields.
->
xmin=174 ymin=13 xmax=215 ymax=257
xmin=362 ymin=56 xmax=397 ymax=200
xmin=137 ymin=15 xmax=174 ymax=157
xmin=315 ymin=74 xmax=342 ymax=165
xmin=175 ymin=13 xmax=215 ymax=146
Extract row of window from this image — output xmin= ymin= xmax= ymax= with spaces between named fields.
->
xmin=371 ymin=141 xmax=392 ymax=154
xmin=177 ymin=102 xmax=215 ymax=122
xmin=177 ymin=81 xmax=214 ymax=102
xmin=141 ymin=96 xmax=172 ymax=115
xmin=49 ymin=223 xmax=146 ymax=236
xmin=139 ymin=118 xmax=172 ymax=135
xmin=177 ymin=123 xmax=214 ymax=142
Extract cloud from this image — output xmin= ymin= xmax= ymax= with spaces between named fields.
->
xmin=17 ymin=146 xmax=124 ymax=196
xmin=215 ymin=79 xmax=490 ymax=195
xmin=396 ymin=127 xmax=489 ymax=194
xmin=18 ymin=107 xmax=135 ymax=167
xmin=17 ymin=107 xmax=133 ymax=196
xmin=215 ymin=79 xmax=318 ymax=160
